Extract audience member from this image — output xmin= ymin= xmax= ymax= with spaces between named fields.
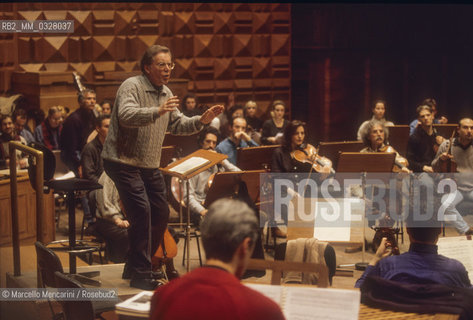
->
xmin=150 ymin=198 xmax=285 ymax=320
xmin=100 ymin=99 xmax=113 ymax=115
xmin=357 ymin=100 xmax=394 ymax=141
xmin=0 ymin=115 xmax=28 ymax=169
xmin=261 ymin=100 xmax=289 ymax=145
xmin=60 ymin=88 xmax=97 ymax=176
xmin=216 ymin=116 xmax=258 ymax=165
xmin=181 ymin=94 xmax=201 ymax=117
xmin=12 ymin=108 xmax=35 ymax=145
xmin=34 ymin=105 xmax=64 ymax=150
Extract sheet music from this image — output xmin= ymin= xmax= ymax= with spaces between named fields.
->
xmin=115 ymin=291 xmax=153 ymax=315
xmin=54 ymin=171 xmax=75 ymax=180
xmin=437 ymin=236 xmax=473 ymax=283
xmin=284 ymin=287 xmax=360 ymax=320
xmin=168 ymin=156 xmax=210 ymax=176
xmin=245 ymin=283 xmax=282 ymax=305
xmin=245 ymin=283 xmax=360 ymax=320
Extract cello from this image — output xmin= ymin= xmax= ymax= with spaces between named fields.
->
xmin=152 ymin=228 xmax=178 ymax=276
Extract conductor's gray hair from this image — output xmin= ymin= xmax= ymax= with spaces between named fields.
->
xmin=361 ymin=119 xmax=389 ymax=147
xmin=200 ymin=198 xmax=258 ymax=263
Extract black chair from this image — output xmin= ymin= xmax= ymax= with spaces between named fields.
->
xmin=35 ymin=241 xmax=65 ymax=320
xmin=28 ymin=142 xmax=103 ymax=277
xmin=54 ymin=271 xmax=118 ymax=320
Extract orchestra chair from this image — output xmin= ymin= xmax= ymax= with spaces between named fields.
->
xmin=35 ymin=241 xmax=66 ymax=320
xmin=246 ymin=258 xmax=329 ymax=287
xmin=54 ymin=271 xmax=119 ymax=320
xmin=28 ymin=142 xmax=104 ymax=279
xmin=274 ymin=242 xmax=336 ymax=285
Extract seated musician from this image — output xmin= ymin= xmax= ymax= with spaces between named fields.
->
xmin=355 ymin=199 xmax=471 ymax=289
xmin=407 ymin=104 xmax=445 ymax=173
xmin=272 ymin=119 xmax=332 ymax=174
xmin=409 ymin=98 xmax=448 ymax=136
xmin=360 ymin=119 xmax=410 ymax=173
xmin=432 ymin=118 xmax=473 ymax=236
xmin=357 ymin=100 xmax=394 ymax=141
xmin=184 ymin=126 xmax=240 ymax=226
xmin=150 ymin=199 xmax=285 ymax=320
xmin=216 ymin=116 xmax=258 ymax=165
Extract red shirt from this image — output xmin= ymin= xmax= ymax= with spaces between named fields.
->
xmin=150 ymin=266 xmax=285 ymax=320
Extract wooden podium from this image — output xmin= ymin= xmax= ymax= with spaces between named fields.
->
xmin=161 ymin=149 xmax=227 ymax=271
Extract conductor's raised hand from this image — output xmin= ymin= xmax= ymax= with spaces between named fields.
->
xmin=200 ymin=105 xmax=224 ymax=125
xmin=158 ymin=96 xmax=180 ymax=116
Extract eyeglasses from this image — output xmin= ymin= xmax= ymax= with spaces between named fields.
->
xmin=155 ymin=62 xmax=175 ymax=70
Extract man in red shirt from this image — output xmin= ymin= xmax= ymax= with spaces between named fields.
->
xmin=150 ymin=198 xmax=285 ymax=320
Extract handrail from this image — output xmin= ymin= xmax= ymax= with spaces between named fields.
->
xmin=9 ymin=141 xmax=44 ymax=276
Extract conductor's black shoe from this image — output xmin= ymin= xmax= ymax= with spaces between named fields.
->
xmin=130 ymin=278 xmax=163 ymax=291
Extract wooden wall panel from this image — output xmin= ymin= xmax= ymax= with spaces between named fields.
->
xmin=0 ymin=3 xmax=291 ymax=116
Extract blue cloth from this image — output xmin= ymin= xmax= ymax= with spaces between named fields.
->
xmin=215 ymin=137 xmax=258 ymax=165
xmin=355 ymin=243 xmax=471 ymax=288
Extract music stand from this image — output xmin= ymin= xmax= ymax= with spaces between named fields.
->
xmin=433 ymin=124 xmax=458 ymax=139
xmin=385 ymin=125 xmax=409 ymax=157
xmin=159 ymin=146 xmax=176 ymax=169
xmin=162 ymin=131 xmax=200 ymax=158
xmin=203 ymin=170 xmax=265 ymax=208
xmin=161 ymin=149 xmax=227 ymax=271
xmin=237 ymin=145 xmax=280 ymax=171
xmin=336 ymin=152 xmax=396 ymax=270
xmin=318 ymin=141 xmax=364 ymax=170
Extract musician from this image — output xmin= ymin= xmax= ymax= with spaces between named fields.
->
xmin=357 ymin=100 xmax=394 ymax=141
xmin=360 ymin=119 xmax=410 ymax=173
xmin=272 ymin=119 xmax=331 ymax=174
xmin=355 ymin=200 xmax=471 ymax=288
xmin=102 ymin=44 xmax=223 ymax=290
xmin=432 ymin=118 xmax=473 ymax=236
xmin=184 ymin=126 xmax=240 ymax=226
xmin=409 ymin=98 xmax=448 ymax=136
xmin=150 ymin=199 xmax=285 ymax=320
xmin=261 ymin=100 xmax=289 ymax=145
xmin=180 ymin=93 xmax=201 ymax=117
xmin=216 ymin=116 xmax=258 ymax=165
xmin=407 ymin=104 xmax=445 ymax=173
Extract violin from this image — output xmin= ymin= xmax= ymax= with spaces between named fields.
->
xmin=290 ymin=144 xmax=333 ymax=174
xmin=438 ymin=130 xmax=457 ymax=173
xmin=378 ymin=145 xmax=410 ymax=173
